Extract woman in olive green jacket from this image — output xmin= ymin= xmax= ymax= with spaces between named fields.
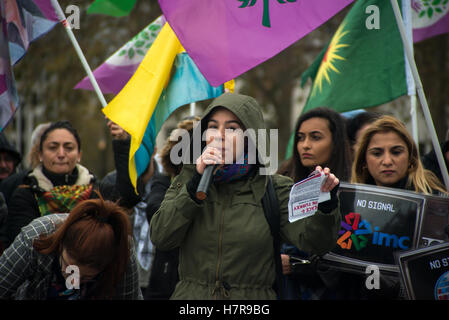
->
xmin=150 ymin=93 xmax=341 ymax=300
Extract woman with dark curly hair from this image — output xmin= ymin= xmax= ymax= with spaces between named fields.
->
xmin=3 ymin=120 xmax=139 ymax=248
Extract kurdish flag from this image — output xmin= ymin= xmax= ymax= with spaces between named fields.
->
xmin=75 ymin=15 xmax=166 ymax=94
xmin=87 ymin=0 xmax=137 ymax=17
xmin=158 ymin=0 xmax=354 ymax=86
xmin=103 ymin=24 xmax=232 ymax=191
xmin=0 ymin=0 xmax=58 ymax=131
xmin=412 ymin=0 xmax=449 ymax=42
xmin=301 ymin=0 xmax=410 ymax=114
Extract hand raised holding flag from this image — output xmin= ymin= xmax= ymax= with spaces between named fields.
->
xmin=106 ymin=119 xmax=129 ymax=141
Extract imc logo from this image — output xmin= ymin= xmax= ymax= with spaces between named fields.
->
xmin=337 ymin=212 xmax=411 ymax=251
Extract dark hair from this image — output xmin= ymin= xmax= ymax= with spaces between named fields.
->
xmin=33 ymin=195 xmax=131 ymax=299
xmin=0 ymin=132 xmax=21 ymax=166
xmin=39 ymin=121 xmax=81 ymax=152
xmin=346 ymin=111 xmax=381 ymax=146
xmin=277 ymin=107 xmax=352 ymax=182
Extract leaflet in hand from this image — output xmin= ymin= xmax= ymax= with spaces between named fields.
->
xmin=288 ymin=170 xmax=331 ymax=223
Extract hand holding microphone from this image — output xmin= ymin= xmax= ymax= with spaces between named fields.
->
xmin=196 ymin=136 xmax=224 ymax=200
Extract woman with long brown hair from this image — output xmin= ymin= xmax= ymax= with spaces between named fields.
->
xmin=276 ymin=107 xmax=351 ymax=300
xmin=0 ymin=196 xmax=141 ymax=300
xmin=278 ymin=107 xmax=352 ymax=183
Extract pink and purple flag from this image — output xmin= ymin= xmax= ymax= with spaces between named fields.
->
xmin=5 ymin=0 xmax=58 ymax=65
xmin=1 ymin=2 xmax=17 ymax=131
xmin=75 ymin=15 xmax=166 ymax=94
xmin=412 ymin=0 xmax=449 ymax=42
xmin=0 ymin=0 xmax=58 ymax=131
xmin=158 ymin=0 xmax=354 ymax=86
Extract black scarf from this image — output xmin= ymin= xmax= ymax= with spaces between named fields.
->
xmin=42 ymin=166 xmax=79 ymax=187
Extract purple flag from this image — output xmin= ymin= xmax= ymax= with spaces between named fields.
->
xmin=412 ymin=0 xmax=449 ymax=42
xmin=1 ymin=1 xmax=17 ymax=131
xmin=158 ymin=0 xmax=354 ymax=86
xmin=6 ymin=0 xmax=58 ymax=65
xmin=1 ymin=0 xmax=58 ymax=130
xmin=75 ymin=15 xmax=166 ymax=94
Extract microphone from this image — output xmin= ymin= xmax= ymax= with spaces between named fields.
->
xmin=196 ymin=165 xmax=216 ymax=200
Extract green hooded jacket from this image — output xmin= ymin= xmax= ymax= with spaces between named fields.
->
xmin=150 ymin=93 xmax=341 ymax=300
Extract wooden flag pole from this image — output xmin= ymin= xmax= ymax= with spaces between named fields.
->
xmin=50 ymin=0 xmax=108 ymax=108
xmin=390 ymin=0 xmax=449 ymax=190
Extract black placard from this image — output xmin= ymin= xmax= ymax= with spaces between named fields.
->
xmin=322 ymin=183 xmax=449 ymax=275
xmin=397 ymin=242 xmax=449 ymax=300
xmin=334 ymin=189 xmax=418 ymax=264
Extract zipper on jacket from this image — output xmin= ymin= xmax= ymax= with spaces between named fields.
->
xmin=213 ymin=202 xmax=226 ymax=300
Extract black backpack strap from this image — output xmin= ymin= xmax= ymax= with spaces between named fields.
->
xmin=261 ymin=176 xmax=284 ymax=300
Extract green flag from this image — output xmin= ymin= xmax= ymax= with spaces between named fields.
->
xmin=301 ymin=0 xmax=409 ymax=114
xmin=87 ymin=0 xmax=137 ymax=17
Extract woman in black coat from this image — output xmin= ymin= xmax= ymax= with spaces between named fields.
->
xmin=3 ymin=120 xmax=139 ymax=248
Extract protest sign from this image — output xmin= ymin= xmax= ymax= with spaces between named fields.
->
xmin=396 ymin=242 xmax=449 ymax=300
xmin=288 ymin=170 xmax=330 ymax=223
xmin=322 ymin=183 xmax=449 ymax=275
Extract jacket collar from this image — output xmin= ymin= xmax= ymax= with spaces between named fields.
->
xmin=30 ymin=164 xmax=94 ymax=192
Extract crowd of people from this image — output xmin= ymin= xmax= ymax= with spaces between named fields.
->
xmin=0 ymin=92 xmax=448 ymax=300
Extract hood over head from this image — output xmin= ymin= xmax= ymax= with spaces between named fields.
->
xmin=187 ymin=92 xmax=273 ymax=169
xmin=0 ymin=132 xmax=21 ymax=167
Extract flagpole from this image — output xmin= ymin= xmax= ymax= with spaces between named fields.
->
xmin=50 ymin=0 xmax=108 ymax=108
xmin=410 ymin=94 xmax=419 ymax=146
xmin=390 ymin=0 xmax=449 ymax=190
xmin=401 ymin=0 xmax=419 ymax=146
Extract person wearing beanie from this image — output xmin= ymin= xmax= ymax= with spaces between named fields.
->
xmin=0 ymin=132 xmax=21 ymax=181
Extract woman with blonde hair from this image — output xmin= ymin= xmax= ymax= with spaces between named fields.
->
xmin=344 ymin=115 xmax=447 ymax=300
xmin=352 ymin=115 xmax=447 ymax=195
